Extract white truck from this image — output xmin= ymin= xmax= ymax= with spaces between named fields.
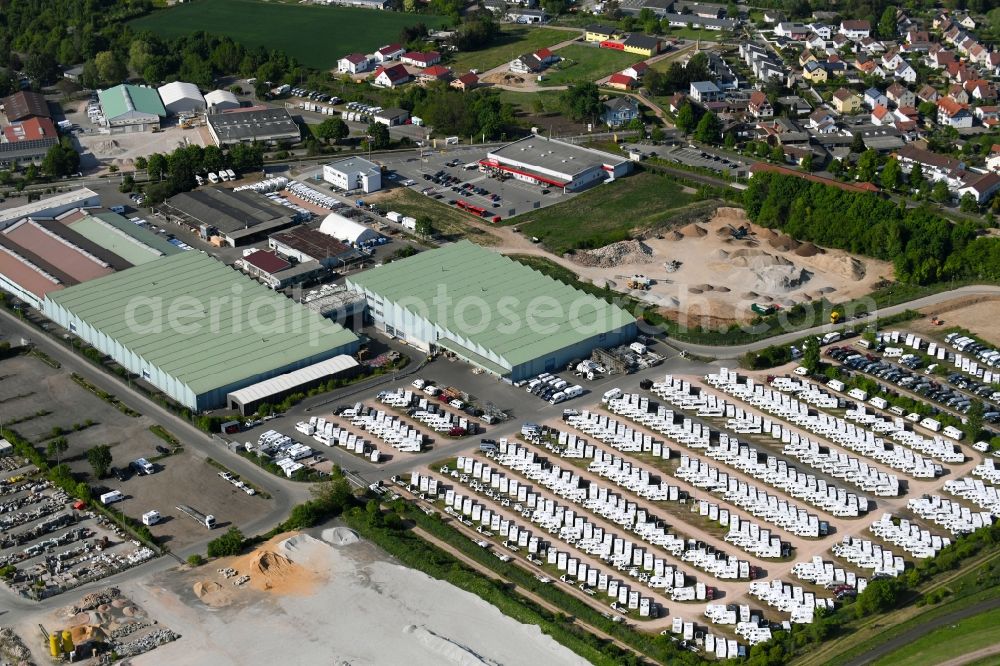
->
xmin=176 ymin=505 xmax=216 ymax=529
xmin=226 ymin=169 xmax=237 ymax=180
xmin=100 ymin=490 xmax=124 ymax=505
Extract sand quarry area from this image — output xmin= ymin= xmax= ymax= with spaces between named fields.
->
xmin=911 ymin=295 xmax=1000 ymax=346
xmin=125 ymin=529 xmax=587 ymax=666
xmin=569 ymin=207 xmax=893 ymax=325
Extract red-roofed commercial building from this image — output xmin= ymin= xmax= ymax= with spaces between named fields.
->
xmin=3 ymin=117 xmax=57 ymax=143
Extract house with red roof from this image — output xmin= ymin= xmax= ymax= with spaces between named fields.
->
xmin=748 ymin=91 xmax=773 ymax=118
xmin=417 ymin=65 xmax=452 ymax=82
xmin=451 ymin=72 xmax=480 ymax=91
xmin=372 ymin=64 xmax=412 ymax=88
xmin=623 ymin=61 xmax=649 ymax=79
xmin=401 ymin=51 xmax=441 ymax=68
xmin=937 ymin=97 xmax=973 ymax=128
xmin=605 ymin=73 xmax=637 ymax=90
xmin=337 ymin=53 xmax=373 ymax=75
xmin=2 ymin=117 xmax=57 ymax=143
xmin=375 ymin=44 xmax=405 ymax=62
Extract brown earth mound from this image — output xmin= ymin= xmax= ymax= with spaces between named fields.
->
xmin=794 ymin=242 xmax=823 ymax=257
xmin=769 ymin=235 xmax=801 ymax=252
xmin=679 ymin=223 xmax=707 ymax=237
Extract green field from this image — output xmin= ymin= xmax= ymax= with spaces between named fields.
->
xmin=448 ymin=26 xmax=569 ymax=73
xmin=510 ymin=171 xmax=696 ymax=254
xmin=872 ymin=607 xmax=1000 ymax=666
xmin=538 ymin=43 xmax=639 ymax=87
xmin=130 ymin=0 xmax=448 ymax=70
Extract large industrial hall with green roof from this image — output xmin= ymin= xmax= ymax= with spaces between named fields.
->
xmin=42 ymin=251 xmax=359 ymax=411
xmin=346 ymin=240 xmax=636 ymax=380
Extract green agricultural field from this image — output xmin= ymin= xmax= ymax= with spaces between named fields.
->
xmin=538 ymin=43 xmax=639 ymax=87
xmin=510 ymin=171 xmax=696 ymax=253
xmin=448 ymin=26 xmax=570 ymax=74
xmin=872 ymin=606 xmax=1000 ymax=666
xmin=130 ymin=0 xmax=448 ymax=70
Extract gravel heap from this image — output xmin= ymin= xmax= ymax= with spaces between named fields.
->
xmin=574 ymin=240 xmax=655 ymax=268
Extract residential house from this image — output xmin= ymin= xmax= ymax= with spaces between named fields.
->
xmin=451 ymin=72 xmax=479 ymax=91
xmin=623 ymin=62 xmax=649 ymax=79
xmin=775 ymin=22 xmax=809 ymax=39
xmin=832 ymin=88 xmax=862 ymax=114
xmin=965 ymin=80 xmax=997 ymax=103
xmin=855 ymin=58 xmax=886 ymax=78
xmin=947 ymin=84 xmax=970 ymax=104
xmin=337 ymin=53 xmax=372 ymax=74
xmin=958 ymin=172 xmax=1000 ymax=204
xmin=893 ymin=61 xmax=917 ymax=83
xmin=803 ymin=60 xmax=828 ymax=82
xmin=968 ymin=42 xmax=990 ymax=65
xmin=401 ymin=51 xmax=441 ymax=68
xmin=895 ymin=144 xmax=965 ymax=185
xmin=986 ymin=145 xmax=1000 ymax=172
xmin=974 ymin=106 xmax=1000 ymax=129
xmin=666 ymin=93 xmax=686 ymax=113
xmin=777 ymin=95 xmax=812 ymax=116
xmin=916 ymin=84 xmax=939 ymax=103
xmin=806 ymin=33 xmax=828 ymax=50
xmin=756 ymin=116 xmax=810 ymax=144
xmin=689 ymin=81 xmax=723 ymax=103
xmin=534 ymin=48 xmax=559 ymax=66
xmin=937 ymin=97 xmax=973 ymax=128
xmin=748 ymin=91 xmax=774 ymax=118
xmin=831 ymin=33 xmax=852 ymax=51
xmin=871 ymin=104 xmax=892 ymax=126
xmin=886 ymin=82 xmax=916 ymax=108
xmin=925 ymin=46 xmax=956 ymax=69
xmin=762 ymin=9 xmax=784 ymax=23
xmin=839 ymin=19 xmax=871 ymax=40
xmin=799 ymin=48 xmax=817 ymax=67
xmin=956 ymin=13 xmax=977 ymax=30
xmin=881 ymin=49 xmax=904 ymax=71
xmin=660 ymin=13 xmax=737 ymax=30
xmin=372 ymin=64 xmax=411 ymax=88
xmin=606 ymin=73 xmax=637 ymax=90
xmin=374 ymin=44 xmax=405 ymax=62
xmin=510 ymin=54 xmax=543 ymax=74
xmin=808 ymin=107 xmax=835 ymax=128
xmin=904 ymin=30 xmax=933 ymax=50
xmin=602 ymin=96 xmax=639 ymax=127
xmin=417 ymin=65 xmax=452 ymax=82
xmin=863 ymin=87 xmax=889 ymax=109
xmin=584 ymin=24 xmax=621 ymax=42
xmin=807 ymin=23 xmax=833 ymax=39
xmin=506 ymin=8 xmax=547 ymax=22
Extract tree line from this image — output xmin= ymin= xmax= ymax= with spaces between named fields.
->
xmin=743 ymin=171 xmax=1000 ymax=285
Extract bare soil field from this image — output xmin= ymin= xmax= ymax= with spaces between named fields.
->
xmin=125 ymin=529 xmax=587 ymax=666
xmin=910 ymin=296 xmax=1000 ymax=346
xmin=568 ymin=207 xmax=894 ymax=324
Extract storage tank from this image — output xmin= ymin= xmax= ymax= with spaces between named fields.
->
xmin=49 ymin=634 xmax=61 ymax=657
xmin=61 ymin=630 xmax=74 ymax=654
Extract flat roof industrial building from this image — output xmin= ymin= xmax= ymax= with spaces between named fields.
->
xmin=160 ymin=188 xmax=299 ymax=246
xmin=206 ymin=107 xmax=301 ymax=146
xmin=98 ymin=84 xmax=166 ymax=132
xmin=0 ymin=188 xmax=100 ymax=230
xmin=43 ymin=252 xmax=359 ymax=411
xmin=347 ymin=240 xmax=636 ymax=380
xmin=480 ymin=135 xmax=632 ymax=191
xmin=226 ymin=354 xmax=360 ymax=415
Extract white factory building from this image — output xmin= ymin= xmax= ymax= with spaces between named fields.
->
xmin=479 ymin=135 xmax=632 ymax=192
xmin=157 ymin=81 xmax=206 ymax=115
xmin=204 ymin=89 xmax=241 ymax=113
xmin=322 ymin=156 xmax=382 ymax=193
xmin=319 ymin=213 xmax=382 ymax=246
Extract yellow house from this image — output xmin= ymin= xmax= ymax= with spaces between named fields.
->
xmin=621 ymin=33 xmax=663 ymax=57
xmin=803 ymin=60 xmax=827 ymax=82
xmin=798 ymin=49 xmax=817 ymax=67
xmin=832 ymin=87 xmax=862 ymax=114
xmin=585 ymin=23 xmax=620 ymax=42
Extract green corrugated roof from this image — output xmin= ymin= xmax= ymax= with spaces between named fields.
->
xmin=69 ymin=213 xmax=180 ymax=265
xmin=48 ymin=252 xmax=358 ymax=395
xmin=348 ymin=240 xmax=634 ymax=367
xmin=98 ymin=84 xmax=166 ymax=120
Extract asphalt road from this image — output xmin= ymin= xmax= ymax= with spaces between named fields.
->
xmin=842 ymin=595 xmax=1000 ymax=666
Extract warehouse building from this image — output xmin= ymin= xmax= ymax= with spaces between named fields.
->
xmin=65 ymin=211 xmax=182 ymax=266
xmin=319 ymin=213 xmax=382 ymax=246
xmin=347 ymin=240 xmax=636 ymax=380
xmin=206 ymin=106 xmax=301 ymax=146
xmin=235 ymin=249 xmax=326 ymax=290
xmin=322 ymin=156 xmax=382 ymax=193
xmin=98 ymin=84 xmax=166 ymax=132
xmin=157 ymin=81 xmax=206 ymax=115
xmin=1 ymin=91 xmax=51 ymax=121
xmin=226 ymin=354 xmax=360 ymax=415
xmin=160 ymin=188 xmax=299 ymax=246
xmin=268 ymin=226 xmax=360 ymax=268
xmin=480 ymin=135 xmax=632 ymax=192
xmin=204 ymin=89 xmax=241 ymax=113
xmin=43 ymin=251 xmax=359 ymax=411
xmin=0 ymin=188 xmax=100 ymax=230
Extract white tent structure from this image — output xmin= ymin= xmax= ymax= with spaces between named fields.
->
xmin=157 ymin=81 xmax=206 ymax=115
xmin=319 ymin=213 xmax=381 ymax=246
xmin=205 ymin=89 xmax=240 ymax=113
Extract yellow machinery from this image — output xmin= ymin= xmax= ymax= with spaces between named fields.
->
xmin=830 ymin=312 xmax=842 ymax=325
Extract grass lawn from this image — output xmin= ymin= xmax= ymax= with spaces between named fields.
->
xmin=538 ymin=44 xmax=639 ymax=87
xmin=872 ymin=607 xmax=1000 ymax=666
xmin=130 ymin=0 xmax=447 ymax=70
xmin=448 ymin=27 xmax=569 ymax=73
xmin=365 ymin=188 xmax=500 ymax=245
xmin=509 ymin=170 xmax=696 ymax=254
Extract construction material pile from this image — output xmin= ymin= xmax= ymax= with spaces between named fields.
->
xmin=574 ymin=240 xmax=654 ymax=267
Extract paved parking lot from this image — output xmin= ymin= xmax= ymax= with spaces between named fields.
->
xmin=657 ymin=145 xmax=750 ymax=176
xmin=0 ymin=353 xmax=263 ymax=551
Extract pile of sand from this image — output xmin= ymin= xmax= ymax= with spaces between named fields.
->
xmin=812 ymin=254 xmax=866 ymax=281
xmin=794 ymin=242 xmax=823 ymax=257
xmin=729 ymin=249 xmax=793 ymax=270
xmin=769 ymin=236 xmax=801 ymax=252
xmin=713 ymin=249 xmax=730 ymax=259
xmin=754 ymin=266 xmax=811 ymax=292
xmin=742 ymin=291 xmax=759 ymax=299
xmin=573 ymin=240 xmax=654 ymax=268
xmin=322 ymin=527 xmax=360 ymax=546
xmin=69 ymin=625 xmax=104 ymax=643
xmin=667 ymin=230 xmax=684 ymax=241
xmin=679 ymin=223 xmax=707 ymax=237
